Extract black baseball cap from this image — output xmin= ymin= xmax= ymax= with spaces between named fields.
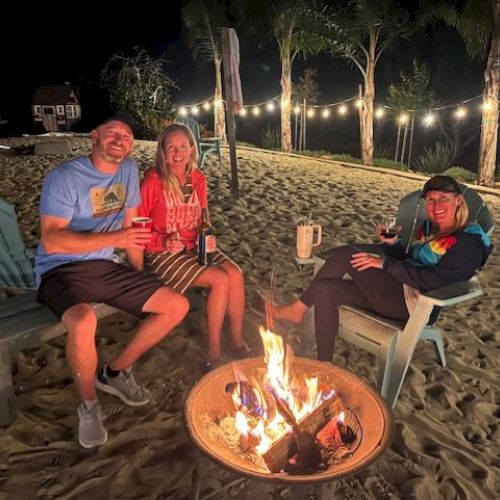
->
xmin=421 ymin=175 xmax=461 ymax=197
xmin=97 ymin=113 xmax=137 ymax=135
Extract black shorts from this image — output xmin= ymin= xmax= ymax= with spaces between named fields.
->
xmin=37 ymin=260 xmax=164 ymax=319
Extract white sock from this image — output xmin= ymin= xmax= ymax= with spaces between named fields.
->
xmin=82 ymin=398 xmax=98 ymax=410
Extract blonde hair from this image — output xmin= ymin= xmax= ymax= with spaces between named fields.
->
xmin=454 ymin=194 xmax=469 ymax=229
xmin=154 ymin=124 xmax=199 ymax=201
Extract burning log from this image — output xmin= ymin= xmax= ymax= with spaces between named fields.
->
xmin=270 ymin=392 xmax=322 ymax=475
xmin=316 ymin=414 xmax=356 ymax=448
xmin=262 ymin=393 xmax=344 ymax=473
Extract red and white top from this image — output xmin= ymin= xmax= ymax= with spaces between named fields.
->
xmin=139 ymin=168 xmax=208 ymax=252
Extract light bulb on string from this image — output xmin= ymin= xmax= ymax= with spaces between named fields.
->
xmin=398 ymin=113 xmax=408 ymax=124
xmin=375 ymin=107 xmax=385 ymax=118
xmin=191 ymin=106 xmax=199 ymax=116
xmin=322 ymin=108 xmax=330 ymax=118
xmin=266 ymin=102 xmax=275 ymax=112
xmin=423 ymin=113 xmax=435 ymax=126
xmin=307 ymin=108 xmax=315 ymax=118
xmin=355 ymin=99 xmax=363 ymax=108
xmin=179 ymin=107 xmax=188 ymax=117
xmin=239 ymin=107 xmax=247 ymax=116
xmin=338 ymin=104 xmax=347 ymax=115
xmin=252 ymin=106 xmax=261 ymax=116
xmin=293 ymin=106 xmax=301 ymax=114
xmin=482 ymin=100 xmax=493 ymax=111
xmin=455 ymin=107 xmax=466 ymax=120
xmin=202 ymin=101 xmax=211 ymax=111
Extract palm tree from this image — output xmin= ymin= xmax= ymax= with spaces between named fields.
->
xmin=425 ymin=0 xmax=499 ymax=186
xmin=182 ymin=0 xmax=230 ymax=142
xmin=238 ymin=0 xmax=328 ymax=153
xmin=325 ymin=1 xmax=411 ymax=166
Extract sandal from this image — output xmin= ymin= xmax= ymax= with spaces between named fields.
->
xmin=227 ymin=342 xmax=253 ymax=360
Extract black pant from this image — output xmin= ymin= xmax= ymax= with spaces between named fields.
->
xmin=300 ymin=246 xmax=409 ymax=361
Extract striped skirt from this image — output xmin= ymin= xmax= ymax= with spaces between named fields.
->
xmin=145 ymin=249 xmax=229 ymax=294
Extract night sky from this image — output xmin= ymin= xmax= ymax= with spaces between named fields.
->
xmin=0 ymin=2 xmax=490 ymax=165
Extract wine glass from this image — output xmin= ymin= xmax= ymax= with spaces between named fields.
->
xmin=380 ymin=216 xmax=402 ymax=238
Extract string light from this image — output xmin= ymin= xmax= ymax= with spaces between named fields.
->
xmin=398 ymin=113 xmax=409 ymax=124
xmin=482 ymin=100 xmax=493 ymax=111
xmin=177 ymin=93 xmax=489 ymax=126
xmin=423 ymin=113 xmax=435 ymax=126
xmin=455 ymin=107 xmax=466 ymax=119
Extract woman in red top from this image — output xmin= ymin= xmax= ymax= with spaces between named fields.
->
xmin=135 ymin=124 xmax=247 ymax=369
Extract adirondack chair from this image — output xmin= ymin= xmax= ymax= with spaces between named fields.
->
xmin=301 ymin=184 xmax=494 ymax=409
xmin=179 ymin=116 xmax=222 ymax=169
xmin=0 ymin=197 xmax=36 ymax=289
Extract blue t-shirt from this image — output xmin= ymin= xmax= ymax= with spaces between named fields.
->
xmin=35 ymin=156 xmax=141 ymax=284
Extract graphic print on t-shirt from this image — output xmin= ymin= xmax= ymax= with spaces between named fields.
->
xmin=91 ymin=183 xmax=126 ymax=217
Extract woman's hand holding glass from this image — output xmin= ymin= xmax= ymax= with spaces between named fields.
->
xmin=376 ymin=216 xmax=402 ymax=245
xmin=165 ymin=233 xmax=185 ymax=254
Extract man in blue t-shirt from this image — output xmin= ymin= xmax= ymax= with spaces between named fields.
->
xmin=35 ymin=117 xmax=189 ymax=448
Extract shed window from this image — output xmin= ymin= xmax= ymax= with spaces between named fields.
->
xmin=34 ymin=105 xmax=41 ymax=115
xmin=56 ymin=105 xmax=65 ymax=115
xmin=66 ymin=106 xmax=74 ymax=118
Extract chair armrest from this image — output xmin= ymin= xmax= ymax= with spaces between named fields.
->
xmin=420 ymin=278 xmax=482 ymax=307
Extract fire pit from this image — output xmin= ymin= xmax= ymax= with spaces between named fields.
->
xmin=185 ymin=330 xmax=393 ymax=484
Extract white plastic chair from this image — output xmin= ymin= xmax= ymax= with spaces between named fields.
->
xmin=301 ymin=184 xmax=494 ymax=409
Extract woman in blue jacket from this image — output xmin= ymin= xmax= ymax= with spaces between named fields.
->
xmin=275 ymin=175 xmax=493 ymax=361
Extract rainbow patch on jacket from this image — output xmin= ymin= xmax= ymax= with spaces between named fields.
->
xmin=429 ymin=234 xmax=457 ymax=254
xmin=410 ymin=233 xmax=458 ymax=266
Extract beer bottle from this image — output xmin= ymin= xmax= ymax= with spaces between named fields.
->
xmin=198 ymin=208 xmax=214 ymax=265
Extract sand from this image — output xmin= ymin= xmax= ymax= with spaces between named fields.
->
xmin=0 ymin=135 xmax=498 ymax=499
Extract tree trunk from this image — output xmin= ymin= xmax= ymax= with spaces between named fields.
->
xmin=477 ymin=0 xmax=500 ymax=186
xmin=280 ymin=47 xmax=293 ymax=153
xmin=407 ymin=115 xmax=415 ymax=169
xmin=395 ymin=122 xmax=402 ymax=161
xmin=360 ymin=47 xmax=375 ymax=166
xmin=400 ymin=122 xmax=409 ymax=166
xmin=214 ymin=57 xmax=226 ymax=143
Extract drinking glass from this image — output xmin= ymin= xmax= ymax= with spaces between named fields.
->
xmin=380 ymin=216 xmax=402 ymax=238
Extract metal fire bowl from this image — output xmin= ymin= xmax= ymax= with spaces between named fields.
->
xmin=184 ymin=357 xmax=394 ymax=484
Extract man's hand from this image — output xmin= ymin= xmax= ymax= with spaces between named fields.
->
xmin=115 ymin=227 xmax=152 ymax=249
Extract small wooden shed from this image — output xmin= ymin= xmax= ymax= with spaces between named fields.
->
xmin=32 ymin=83 xmax=81 ymax=132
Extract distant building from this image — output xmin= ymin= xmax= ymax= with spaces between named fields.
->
xmin=32 ymin=83 xmax=81 ymax=132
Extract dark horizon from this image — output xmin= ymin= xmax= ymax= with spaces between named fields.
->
xmin=0 ymin=3 xmax=494 ymax=169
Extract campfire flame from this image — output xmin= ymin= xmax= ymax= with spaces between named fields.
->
xmin=229 ymin=327 xmax=336 ymax=455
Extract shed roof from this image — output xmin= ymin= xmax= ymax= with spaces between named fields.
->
xmin=32 ymin=85 xmax=79 ymax=105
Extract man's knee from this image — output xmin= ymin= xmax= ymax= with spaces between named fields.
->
xmin=62 ymin=303 xmax=97 ymax=335
xmin=145 ymin=287 xmax=190 ymax=319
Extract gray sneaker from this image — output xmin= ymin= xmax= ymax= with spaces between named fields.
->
xmin=95 ymin=366 xmax=152 ymax=406
xmin=77 ymin=400 xmax=108 ymax=448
